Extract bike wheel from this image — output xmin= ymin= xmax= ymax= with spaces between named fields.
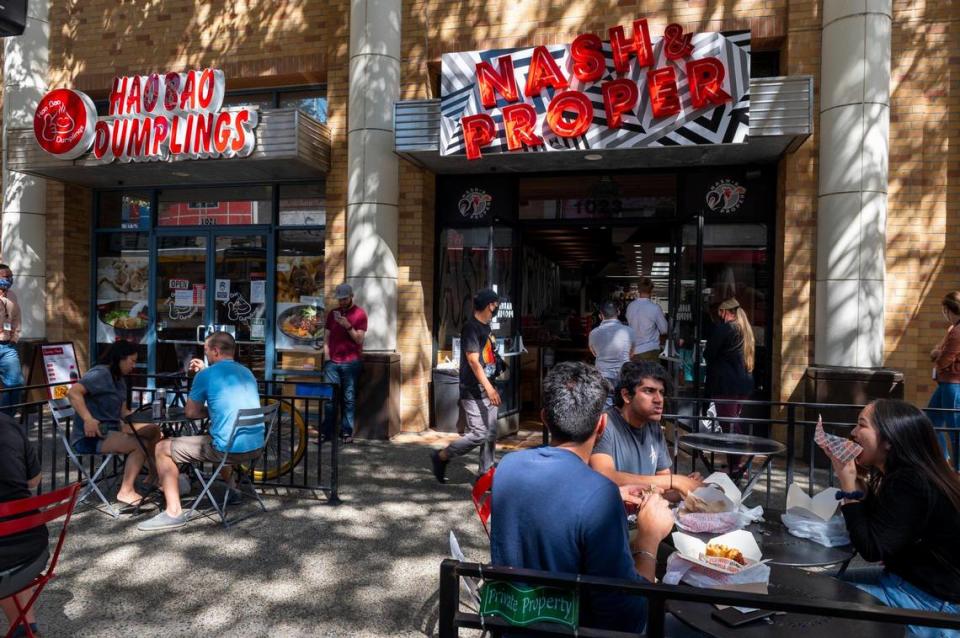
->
xmin=252 ymin=398 xmax=308 ymax=481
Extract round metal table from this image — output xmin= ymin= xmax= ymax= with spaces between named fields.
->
xmin=668 ymin=563 xmax=903 ymax=638
xmin=678 ymin=433 xmax=787 ymax=494
xmin=128 ymin=405 xmax=203 ymax=436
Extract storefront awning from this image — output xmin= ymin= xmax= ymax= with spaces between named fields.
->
xmin=7 ymin=108 xmax=330 ymax=188
xmin=395 ymin=76 xmax=813 ymax=173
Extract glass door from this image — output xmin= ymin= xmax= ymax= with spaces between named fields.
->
xmin=154 ymin=229 xmax=270 ymax=377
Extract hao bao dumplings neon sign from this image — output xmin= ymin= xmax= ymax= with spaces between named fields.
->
xmin=33 ymin=69 xmax=258 ymax=163
xmin=439 ymin=20 xmax=751 ymax=160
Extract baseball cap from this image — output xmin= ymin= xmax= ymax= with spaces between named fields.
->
xmin=335 ymin=283 xmax=353 ymax=299
xmin=473 ymin=288 xmax=500 ymax=310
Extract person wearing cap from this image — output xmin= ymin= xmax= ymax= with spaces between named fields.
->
xmin=704 ymin=297 xmax=755 ymax=473
xmin=322 ymin=283 xmax=368 ymax=443
xmin=0 ymin=264 xmax=24 ymax=416
xmin=625 ymin=277 xmax=667 ymax=362
xmin=430 ymin=288 xmax=501 ymax=482
xmin=588 ymin=301 xmax=633 ymax=407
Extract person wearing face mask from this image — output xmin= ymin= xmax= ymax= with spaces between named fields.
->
xmin=0 ymin=264 xmax=24 ymax=416
xmin=927 ymin=291 xmax=960 ymax=460
xmin=831 ymin=400 xmax=960 ymax=636
xmin=430 ymin=288 xmax=502 ymax=483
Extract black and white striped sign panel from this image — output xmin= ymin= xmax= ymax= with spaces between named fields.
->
xmin=440 ymin=24 xmax=749 ymax=159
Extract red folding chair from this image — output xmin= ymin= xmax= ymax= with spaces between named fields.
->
xmin=471 ymin=467 xmax=495 ymax=537
xmin=0 ymin=483 xmax=80 ymax=638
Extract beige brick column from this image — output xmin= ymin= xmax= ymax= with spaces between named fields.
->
xmin=814 ymin=0 xmax=891 ymax=367
xmin=2 ymin=1 xmax=50 ymax=339
xmin=345 ymin=0 xmax=400 ymax=351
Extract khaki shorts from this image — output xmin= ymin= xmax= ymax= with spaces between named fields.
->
xmin=169 ymin=435 xmax=261 ymax=465
xmin=631 ymin=349 xmax=661 ymax=362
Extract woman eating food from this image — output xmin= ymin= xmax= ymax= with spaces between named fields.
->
xmin=829 ymin=399 xmax=960 ymax=635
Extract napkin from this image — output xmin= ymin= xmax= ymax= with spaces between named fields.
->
xmin=814 ymin=416 xmax=863 ymax=463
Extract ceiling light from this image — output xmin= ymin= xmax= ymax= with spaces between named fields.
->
xmin=584 ymin=154 xmax=603 ymax=161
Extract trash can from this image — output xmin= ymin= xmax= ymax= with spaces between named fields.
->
xmin=432 ymin=367 xmax=460 ymax=433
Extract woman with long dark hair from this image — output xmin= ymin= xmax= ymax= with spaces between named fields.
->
xmin=832 ymin=400 xmax=960 ymax=635
xmin=928 ymin=291 xmax=960 ymax=459
xmin=66 ymin=342 xmax=160 ymax=507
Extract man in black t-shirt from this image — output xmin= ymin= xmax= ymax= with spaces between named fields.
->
xmin=0 ymin=413 xmax=47 ymax=635
xmin=430 ymin=288 xmax=501 ymax=483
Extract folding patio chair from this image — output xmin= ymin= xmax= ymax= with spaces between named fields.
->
xmin=0 ymin=482 xmax=81 ymax=638
xmin=471 ymin=466 xmax=495 ymax=537
xmin=48 ymin=400 xmax=120 ymax=518
xmin=184 ymin=403 xmax=279 ymax=528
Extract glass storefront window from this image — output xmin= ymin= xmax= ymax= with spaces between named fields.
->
xmin=94 ymin=233 xmax=149 ymax=363
xmin=97 ymin=191 xmax=153 ymax=229
xmin=279 ymin=90 xmax=328 ymax=123
xmin=221 ymin=92 xmax=274 ymax=110
xmin=157 ymin=186 xmax=272 ymax=226
xmin=275 ymin=229 xmax=325 ymax=370
xmin=519 ymin=174 xmax=676 ymax=220
xmin=279 ymin=184 xmax=326 ymax=226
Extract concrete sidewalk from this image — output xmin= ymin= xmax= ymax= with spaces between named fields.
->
xmin=29 ymin=433 xmax=832 ymax=637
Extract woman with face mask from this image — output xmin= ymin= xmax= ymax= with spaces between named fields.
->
xmin=927 ymin=291 xmax=960 ymax=460
xmin=832 ymin=400 xmax=960 ymax=635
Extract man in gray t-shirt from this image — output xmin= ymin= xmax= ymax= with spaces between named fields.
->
xmin=588 ymin=302 xmax=633 ymax=387
xmin=590 ymin=360 xmax=703 ymax=496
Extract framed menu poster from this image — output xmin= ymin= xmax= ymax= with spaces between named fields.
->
xmin=39 ymin=342 xmax=81 ymax=400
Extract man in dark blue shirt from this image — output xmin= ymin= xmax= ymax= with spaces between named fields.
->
xmin=490 ymin=361 xmax=675 ymax=633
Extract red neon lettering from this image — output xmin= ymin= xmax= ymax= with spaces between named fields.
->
xmin=144 ymin=74 xmax=160 ymax=113
xmin=663 ymin=23 xmax=694 ymax=60
xmin=647 ymin=67 xmax=682 ymax=118
xmin=169 ymin=116 xmax=183 ymax=154
xmin=475 ymin=55 xmax=519 ymax=109
xmin=109 ymin=76 xmax=128 ymax=116
xmin=111 ymin=118 xmax=130 ymax=158
xmin=524 ymin=46 xmax=569 ymax=97
xmin=571 ymin=33 xmax=605 ymax=83
xmin=198 ymin=69 xmax=216 ymax=109
xmin=213 ymin=112 xmax=232 ymax=153
xmin=502 ymin=103 xmax=542 ymax=151
xmin=126 ymin=117 xmax=151 ymax=156
xmin=179 ymin=71 xmax=197 ymax=111
xmin=609 ymin=19 xmax=654 ymax=73
xmin=194 ymin=112 xmax=213 ymax=154
xmin=231 ymin=111 xmax=250 ymax=152
xmin=545 ymin=90 xmax=592 ymax=138
xmin=93 ymin=121 xmax=111 ymax=159
xmin=461 ymin=113 xmax=496 ymax=160
xmin=601 ymin=79 xmax=638 ymax=128
xmin=126 ymin=76 xmax=142 ymax=115
xmin=152 ymin=117 xmax=169 ymax=155
xmin=182 ymin=113 xmax=195 ymax=153
xmin=163 ymin=72 xmax=180 ymax=111
xmin=687 ymin=58 xmax=731 ymax=108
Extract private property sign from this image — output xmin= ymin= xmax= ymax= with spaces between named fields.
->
xmin=440 ymin=20 xmax=750 ymax=159
xmin=34 ymin=69 xmax=258 ymax=163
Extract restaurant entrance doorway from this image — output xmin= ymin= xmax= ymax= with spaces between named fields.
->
xmin=154 ymin=229 xmax=270 ymax=377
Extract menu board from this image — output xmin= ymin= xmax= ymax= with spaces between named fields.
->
xmin=40 ymin=342 xmax=80 ymax=400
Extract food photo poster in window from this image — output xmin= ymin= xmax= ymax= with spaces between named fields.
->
xmin=275 ymin=254 xmax=324 ymax=353
xmin=96 ymin=244 xmax=149 ymax=345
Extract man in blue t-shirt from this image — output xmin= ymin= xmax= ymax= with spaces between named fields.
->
xmin=491 ymin=362 xmax=675 ymax=633
xmin=139 ymin=332 xmax=263 ymax=532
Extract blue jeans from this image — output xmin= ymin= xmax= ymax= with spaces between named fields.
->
xmin=0 ymin=343 xmax=24 ymax=416
xmin=927 ymin=383 xmax=960 ymax=460
xmin=323 ymin=360 xmax=363 ymax=438
xmin=842 ymin=567 xmax=960 ymax=637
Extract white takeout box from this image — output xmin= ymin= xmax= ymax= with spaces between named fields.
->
xmin=786 ymin=483 xmax=840 ymax=521
xmin=687 ymin=472 xmax=741 ymax=513
xmin=672 ymin=529 xmax=766 ymax=575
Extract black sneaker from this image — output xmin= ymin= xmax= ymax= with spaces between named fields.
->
xmin=430 ymin=450 xmax=448 ymax=484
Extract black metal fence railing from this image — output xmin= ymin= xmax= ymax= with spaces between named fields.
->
xmin=1 ymin=376 xmax=340 ymax=503
xmin=439 ymin=560 xmax=960 ymax=638
xmin=542 ymin=396 xmax=960 ymax=503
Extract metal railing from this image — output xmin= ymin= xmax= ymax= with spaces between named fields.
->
xmin=1 ymin=376 xmax=341 ymax=502
xmin=439 ymin=560 xmax=960 ymax=638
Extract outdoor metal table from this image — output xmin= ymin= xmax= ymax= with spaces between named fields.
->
xmin=682 ymin=509 xmax=856 ymax=569
xmin=127 ymin=405 xmax=205 ymax=437
xmin=678 ymin=433 xmax=787 ymax=495
xmin=668 ymin=563 xmax=903 ymax=638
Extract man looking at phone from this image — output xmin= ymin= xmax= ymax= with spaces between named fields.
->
xmin=322 ymin=283 xmax=367 ymax=444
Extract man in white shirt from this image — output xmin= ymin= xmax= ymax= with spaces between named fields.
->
xmin=625 ymin=277 xmax=667 ymax=361
xmin=588 ymin=302 xmax=633 ymax=406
